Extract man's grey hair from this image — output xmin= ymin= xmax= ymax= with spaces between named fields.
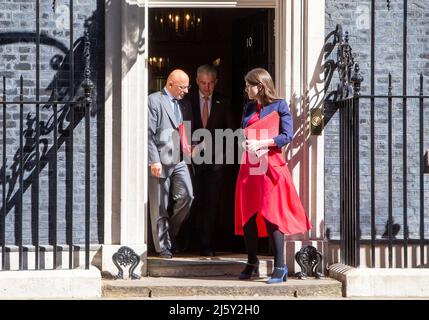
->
xmin=197 ymin=64 xmax=217 ymax=79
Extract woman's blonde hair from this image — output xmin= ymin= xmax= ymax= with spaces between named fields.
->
xmin=245 ymin=68 xmax=280 ymax=106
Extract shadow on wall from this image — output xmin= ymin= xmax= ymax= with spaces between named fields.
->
xmin=286 ymin=24 xmax=343 ymax=167
xmin=0 ymin=2 xmax=104 ymax=244
xmin=283 ymin=25 xmax=343 ymax=239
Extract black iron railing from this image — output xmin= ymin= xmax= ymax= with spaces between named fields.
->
xmin=0 ymin=0 xmax=94 ymax=271
xmin=356 ymin=75 xmax=429 ymax=268
xmin=325 ymin=19 xmax=429 ymax=267
xmin=0 ymin=78 xmax=92 ymax=270
xmin=1 ymin=78 xmax=92 ymax=270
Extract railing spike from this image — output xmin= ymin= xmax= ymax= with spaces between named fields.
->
xmin=388 ymin=73 xmax=392 ymax=96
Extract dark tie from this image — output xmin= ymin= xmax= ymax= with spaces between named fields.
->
xmin=173 ymin=98 xmax=182 ymax=123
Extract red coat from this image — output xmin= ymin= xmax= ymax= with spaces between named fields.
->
xmin=235 ymin=100 xmax=312 ymax=237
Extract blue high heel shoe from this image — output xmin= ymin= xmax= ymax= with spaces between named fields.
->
xmin=266 ymin=266 xmax=288 ymax=284
xmin=238 ymin=261 xmax=260 ymax=280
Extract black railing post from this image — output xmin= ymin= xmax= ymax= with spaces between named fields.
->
xmin=369 ymin=0 xmax=377 ymax=269
xmin=67 ymin=0 xmax=75 ymax=269
xmin=52 ymin=76 xmax=58 ymax=269
xmin=349 ymin=63 xmax=363 ymax=267
xmin=18 ymin=76 xmax=24 ymax=270
xmin=419 ymin=73 xmax=425 ymax=267
xmin=402 ymin=0 xmax=409 ymax=269
xmin=34 ymin=0 xmax=40 ymax=270
xmin=1 ymin=77 xmax=6 ymax=271
xmin=339 ymin=100 xmax=345 ymax=264
xmin=387 ymin=74 xmax=394 ymax=267
xmin=82 ymin=31 xmax=94 ymax=270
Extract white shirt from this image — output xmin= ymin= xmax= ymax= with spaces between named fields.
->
xmin=164 ymin=87 xmax=182 ymax=122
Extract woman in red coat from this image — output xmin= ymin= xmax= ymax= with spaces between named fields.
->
xmin=235 ymin=68 xmax=312 ymax=284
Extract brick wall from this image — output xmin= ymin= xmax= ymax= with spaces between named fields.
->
xmin=0 ymin=0 xmax=104 ymax=245
xmin=325 ymin=0 xmax=429 ymax=240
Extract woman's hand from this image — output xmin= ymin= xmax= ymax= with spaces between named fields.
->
xmin=246 ymin=139 xmax=262 ymax=153
xmin=245 ymin=139 xmax=275 ymax=153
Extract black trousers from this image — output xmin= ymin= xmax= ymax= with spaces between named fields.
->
xmin=192 ymin=164 xmax=224 ymax=251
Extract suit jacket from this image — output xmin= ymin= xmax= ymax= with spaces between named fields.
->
xmin=241 ymin=99 xmax=293 ymax=148
xmin=148 ymin=89 xmax=191 ymax=178
xmin=182 ymin=90 xmax=234 ymax=169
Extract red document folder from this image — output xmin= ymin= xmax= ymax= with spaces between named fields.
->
xmin=179 ymin=123 xmax=205 ymax=157
xmin=244 ymin=111 xmax=280 ymax=140
xmin=244 ymin=111 xmax=280 ymax=157
xmin=178 ymin=123 xmax=192 ymax=156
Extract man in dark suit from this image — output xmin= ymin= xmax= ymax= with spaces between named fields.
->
xmin=183 ymin=64 xmax=234 ymax=256
xmin=148 ymin=69 xmax=194 ymax=259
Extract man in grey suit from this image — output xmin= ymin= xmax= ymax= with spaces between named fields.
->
xmin=148 ymin=69 xmax=194 ymax=259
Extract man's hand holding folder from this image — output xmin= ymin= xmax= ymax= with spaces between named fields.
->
xmin=179 ymin=123 xmax=205 ymax=158
xmin=244 ymin=111 xmax=280 ymax=157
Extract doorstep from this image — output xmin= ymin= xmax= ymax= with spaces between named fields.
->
xmin=102 ymin=276 xmax=342 ymax=298
xmin=146 ymin=253 xmax=274 ymax=277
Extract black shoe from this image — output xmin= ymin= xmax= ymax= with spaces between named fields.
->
xmin=200 ymin=248 xmax=215 ymax=257
xmin=239 ymin=261 xmax=260 ymax=280
xmin=159 ymin=249 xmax=173 ymax=259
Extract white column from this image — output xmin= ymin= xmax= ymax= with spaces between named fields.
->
xmin=120 ymin=0 xmax=148 ymax=246
xmin=277 ymin=0 xmax=325 ymax=243
xmin=103 ymin=0 xmax=148 ymax=278
xmin=306 ymin=0 xmax=325 ymax=240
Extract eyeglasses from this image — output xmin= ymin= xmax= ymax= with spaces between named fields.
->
xmin=176 ymin=84 xmax=192 ymax=90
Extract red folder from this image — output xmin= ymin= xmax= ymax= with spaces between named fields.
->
xmin=178 ymin=123 xmax=192 ymax=156
xmin=244 ymin=111 xmax=280 ymax=140
xmin=244 ymin=112 xmax=280 ymax=157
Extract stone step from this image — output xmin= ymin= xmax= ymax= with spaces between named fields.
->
xmin=102 ymin=276 xmax=343 ymax=298
xmin=147 ymin=253 xmax=274 ymax=277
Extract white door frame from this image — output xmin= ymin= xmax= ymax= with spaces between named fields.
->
xmin=103 ymin=0 xmax=326 ymax=277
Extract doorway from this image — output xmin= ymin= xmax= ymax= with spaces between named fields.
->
xmin=147 ymin=7 xmax=275 ymax=255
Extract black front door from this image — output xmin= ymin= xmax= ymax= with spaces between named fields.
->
xmin=216 ymin=8 xmax=275 ymax=254
xmin=231 ymin=9 xmax=275 ymax=126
